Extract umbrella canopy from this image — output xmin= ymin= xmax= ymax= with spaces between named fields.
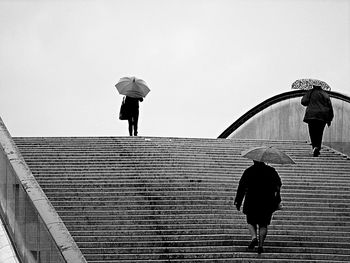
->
xmin=291 ymin=79 xmax=331 ymax=91
xmin=115 ymin=76 xmax=150 ymax=98
xmin=241 ymin=146 xmax=296 ymax=165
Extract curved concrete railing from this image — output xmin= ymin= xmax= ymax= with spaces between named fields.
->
xmin=0 ymin=117 xmax=86 ymax=263
xmin=218 ymin=90 xmax=350 ymax=138
xmin=218 ymin=90 xmax=350 ymax=156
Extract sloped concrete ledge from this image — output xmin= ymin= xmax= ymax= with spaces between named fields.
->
xmin=0 ymin=117 xmax=86 ymax=263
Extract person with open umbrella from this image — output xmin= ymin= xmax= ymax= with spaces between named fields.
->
xmin=115 ymin=76 xmax=150 ymax=136
xmin=234 ymin=146 xmax=294 ymax=254
xmin=295 ymin=80 xmax=334 ymax=157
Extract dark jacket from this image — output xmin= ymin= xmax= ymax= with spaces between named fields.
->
xmin=234 ymin=162 xmax=282 ymax=216
xmin=301 ymin=87 xmax=334 ymax=125
xmin=125 ymin=96 xmax=143 ymax=114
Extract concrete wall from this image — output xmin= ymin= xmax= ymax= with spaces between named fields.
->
xmin=228 ymin=95 xmax=350 ymax=147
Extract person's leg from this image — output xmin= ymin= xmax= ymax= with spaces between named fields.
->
xmin=248 ymin=224 xmax=257 ymax=239
xmin=308 ymin=121 xmax=324 ymax=156
xmin=247 ymin=223 xmax=258 ymax=249
xmin=314 ymin=121 xmax=326 ymax=150
xmin=133 ymin=111 xmax=139 ymax=136
xmin=258 ymin=225 xmax=268 ymax=254
xmin=308 ymin=121 xmax=317 ymax=149
xmin=127 ymin=118 xmax=133 ymax=136
xmin=246 ymin=214 xmax=258 ymax=249
xmin=257 ymin=213 xmax=272 ymax=254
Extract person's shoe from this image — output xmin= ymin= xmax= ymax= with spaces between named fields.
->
xmin=313 ymin=147 xmax=320 ymax=157
xmin=257 ymin=246 xmax=264 ymax=254
xmin=248 ymin=238 xmax=258 ymax=249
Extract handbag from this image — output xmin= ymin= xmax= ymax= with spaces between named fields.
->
xmin=119 ymin=97 xmax=129 ymax=120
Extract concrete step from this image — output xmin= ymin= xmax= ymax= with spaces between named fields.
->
xmin=82 ymin=250 xmax=350 ymax=262
xmin=69 ymin=230 xmax=350 ymax=244
xmin=79 ymin=245 xmax=350 ymax=256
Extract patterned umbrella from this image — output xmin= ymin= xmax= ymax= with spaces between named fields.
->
xmin=115 ymin=76 xmax=151 ymax=98
xmin=241 ymin=146 xmax=296 ymax=165
xmin=291 ymin=79 xmax=331 ymax=91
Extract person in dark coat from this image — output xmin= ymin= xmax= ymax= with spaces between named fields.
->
xmin=234 ymin=160 xmax=282 ymax=254
xmin=124 ymin=96 xmax=143 ymax=136
xmin=301 ymin=85 xmax=334 ymax=157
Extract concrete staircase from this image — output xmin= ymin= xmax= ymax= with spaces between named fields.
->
xmin=12 ymin=136 xmax=350 ymax=262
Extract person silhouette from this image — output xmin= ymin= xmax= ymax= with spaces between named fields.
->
xmin=301 ymin=85 xmax=334 ymax=157
xmin=234 ymin=160 xmax=282 ymax=254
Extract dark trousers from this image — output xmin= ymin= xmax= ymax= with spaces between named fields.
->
xmin=128 ymin=111 xmax=139 ymax=136
xmin=307 ymin=120 xmax=326 ymax=149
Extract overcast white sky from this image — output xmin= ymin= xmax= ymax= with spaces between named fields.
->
xmin=1 ymin=0 xmax=349 ymax=138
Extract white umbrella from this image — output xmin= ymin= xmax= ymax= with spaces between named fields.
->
xmin=241 ymin=146 xmax=296 ymax=165
xmin=115 ymin=76 xmax=150 ymax=98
